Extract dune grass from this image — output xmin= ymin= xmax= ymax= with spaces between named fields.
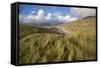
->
xmin=19 ymin=17 xmax=96 ymax=64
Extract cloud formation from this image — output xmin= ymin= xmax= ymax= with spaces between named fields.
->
xmin=19 ymin=9 xmax=78 ymax=24
xmin=71 ymin=8 xmax=96 ymax=18
xmin=38 ymin=9 xmax=44 ymax=15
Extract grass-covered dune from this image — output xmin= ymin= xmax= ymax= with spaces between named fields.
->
xmin=19 ymin=17 xmax=96 ymax=64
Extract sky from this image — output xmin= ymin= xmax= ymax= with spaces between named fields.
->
xmin=19 ymin=4 xmax=71 ymax=16
xmin=19 ymin=4 xmax=96 ymax=24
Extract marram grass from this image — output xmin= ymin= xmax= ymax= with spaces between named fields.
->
xmin=19 ymin=17 xmax=96 ymax=64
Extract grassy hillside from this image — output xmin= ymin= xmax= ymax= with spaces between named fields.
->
xmin=19 ymin=17 xmax=96 ymax=64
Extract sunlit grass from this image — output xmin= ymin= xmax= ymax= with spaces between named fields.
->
xmin=19 ymin=17 xmax=96 ymax=64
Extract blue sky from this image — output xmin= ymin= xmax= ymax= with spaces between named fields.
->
xmin=19 ymin=4 xmax=96 ymax=24
xmin=19 ymin=4 xmax=71 ymax=16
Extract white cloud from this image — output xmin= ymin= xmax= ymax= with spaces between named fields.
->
xmin=27 ymin=14 xmax=37 ymax=20
xmin=36 ymin=9 xmax=45 ymax=21
xmin=20 ymin=8 xmax=96 ymax=24
xmin=46 ymin=13 xmax=52 ymax=20
xmin=68 ymin=17 xmax=78 ymax=22
xmin=19 ymin=15 xmax=29 ymax=23
xmin=71 ymin=8 xmax=96 ymax=18
xmin=38 ymin=9 xmax=44 ymax=15
xmin=58 ymin=15 xmax=62 ymax=19
xmin=63 ymin=15 xmax=78 ymax=22
xmin=56 ymin=15 xmax=78 ymax=22
xmin=19 ymin=9 xmax=78 ymax=24
xmin=64 ymin=15 xmax=70 ymax=20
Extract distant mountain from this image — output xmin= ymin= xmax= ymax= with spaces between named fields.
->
xmin=20 ymin=13 xmax=96 ymax=27
xmin=20 ymin=20 xmax=64 ymax=27
xmin=83 ymin=16 xmax=96 ymax=19
xmin=56 ymin=16 xmax=96 ymax=31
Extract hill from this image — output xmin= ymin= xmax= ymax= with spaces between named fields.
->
xmin=59 ymin=16 xmax=96 ymax=34
xmin=19 ymin=16 xmax=96 ymax=64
